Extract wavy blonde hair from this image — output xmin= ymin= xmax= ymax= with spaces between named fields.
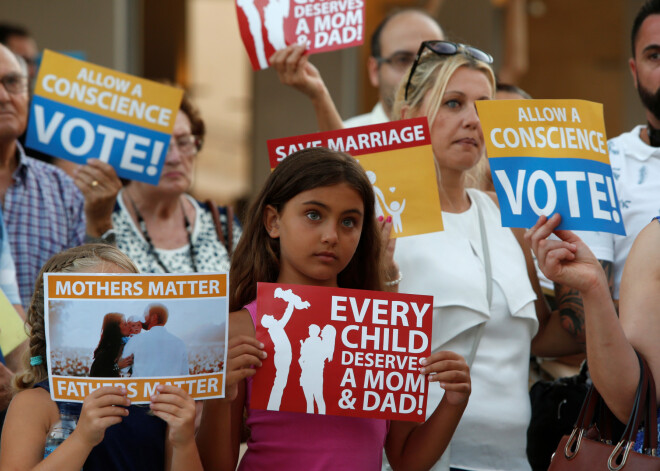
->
xmin=13 ymin=244 xmax=138 ymax=392
xmin=391 ymin=51 xmax=496 ymax=189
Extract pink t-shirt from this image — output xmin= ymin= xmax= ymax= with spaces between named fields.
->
xmin=239 ymin=300 xmax=389 ymax=471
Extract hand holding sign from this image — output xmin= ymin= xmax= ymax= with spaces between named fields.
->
xmin=419 ymin=350 xmax=470 ymax=406
xmin=524 ymin=213 xmax=605 ymax=294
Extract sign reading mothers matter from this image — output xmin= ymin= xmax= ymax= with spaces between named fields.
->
xmin=44 ymin=273 xmax=228 ymax=403
xmin=267 ymin=118 xmax=443 ymax=237
xmin=26 ymin=50 xmax=183 ymax=184
xmin=250 ymin=283 xmax=433 ymax=422
xmin=236 ymin=0 xmax=365 ymax=70
xmin=476 ymin=99 xmax=625 ymax=234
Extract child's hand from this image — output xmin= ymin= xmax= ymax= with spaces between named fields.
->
xmin=525 ymin=214 xmax=602 ymax=292
xmin=150 ymin=385 xmax=196 ymax=448
xmin=270 ymin=44 xmax=326 ymax=100
xmin=74 ymin=386 xmax=130 ymax=448
xmin=419 ymin=351 xmax=470 ymax=406
xmin=117 ymin=354 xmax=133 ymax=369
xmin=224 ymin=335 xmax=267 ymax=401
xmin=378 ymin=216 xmax=399 ymax=289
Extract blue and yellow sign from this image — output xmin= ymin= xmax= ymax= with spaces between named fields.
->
xmin=476 ymin=99 xmax=625 ymax=235
xmin=26 ymin=50 xmax=183 ymax=184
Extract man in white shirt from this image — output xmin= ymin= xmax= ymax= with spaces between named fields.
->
xmin=559 ymin=0 xmax=660 ymax=344
xmin=123 ymin=303 xmax=189 ymax=377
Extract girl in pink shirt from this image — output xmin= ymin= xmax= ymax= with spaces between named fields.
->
xmin=197 ymin=148 xmax=470 ymax=471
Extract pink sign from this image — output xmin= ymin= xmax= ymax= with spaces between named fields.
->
xmin=236 ymin=0 xmax=365 ymax=70
xmin=250 ymin=282 xmax=433 ymax=422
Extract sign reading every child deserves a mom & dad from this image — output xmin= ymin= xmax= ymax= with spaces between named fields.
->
xmin=476 ymin=99 xmax=625 ymax=235
xmin=45 ymin=273 xmax=228 ymax=404
xmin=26 ymin=50 xmax=183 ymax=185
xmin=250 ymin=283 xmax=433 ymax=422
xmin=267 ymin=118 xmax=443 ymax=238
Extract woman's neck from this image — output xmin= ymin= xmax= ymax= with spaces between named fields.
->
xmin=438 ymin=168 xmax=471 ymax=213
xmin=124 ymin=184 xmax=181 ymax=220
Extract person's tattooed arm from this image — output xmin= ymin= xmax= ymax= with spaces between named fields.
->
xmin=554 ymin=260 xmax=615 ymax=347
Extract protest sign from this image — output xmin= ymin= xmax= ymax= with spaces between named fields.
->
xmin=44 ymin=273 xmax=228 ymax=403
xmin=476 ymin=99 xmax=625 ymax=234
xmin=0 ymin=290 xmax=28 ymax=355
xmin=267 ymin=117 xmax=443 ymax=237
xmin=236 ymin=0 xmax=365 ymax=70
xmin=26 ymin=50 xmax=183 ymax=185
xmin=250 ymin=282 xmax=433 ymax=422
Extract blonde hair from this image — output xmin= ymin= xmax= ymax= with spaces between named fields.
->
xmin=13 ymin=244 xmax=138 ymax=392
xmin=392 ymin=52 xmax=496 ymax=189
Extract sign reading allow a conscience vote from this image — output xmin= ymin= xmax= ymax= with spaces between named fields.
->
xmin=267 ymin=118 xmax=443 ymax=238
xmin=26 ymin=50 xmax=183 ymax=184
xmin=476 ymin=99 xmax=625 ymax=235
xmin=45 ymin=273 xmax=228 ymax=404
xmin=250 ymin=283 xmax=433 ymax=422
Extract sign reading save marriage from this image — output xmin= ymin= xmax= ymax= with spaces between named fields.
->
xmin=44 ymin=273 xmax=228 ymax=403
xmin=476 ymin=99 xmax=625 ymax=235
xmin=26 ymin=50 xmax=183 ymax=185
xmin=268 ymin=118 xmax=443 ymax=238
xmin=251 ymin=283 xmax=433 ymax=422
xmin=237 ymin=0 xmax=365 ymax=70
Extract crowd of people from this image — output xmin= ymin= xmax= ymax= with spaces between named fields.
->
xmin=0 ymin=0 xmax=660 ymax=470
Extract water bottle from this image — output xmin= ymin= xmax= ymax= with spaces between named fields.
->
xmin=43 ymin=402 xmax=79 ymax=459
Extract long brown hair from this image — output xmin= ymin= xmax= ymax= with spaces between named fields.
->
xmin=13 ymin=244 xmax=138 ymax=392
xmin=229 ymin=148 xmax=382 ymax=312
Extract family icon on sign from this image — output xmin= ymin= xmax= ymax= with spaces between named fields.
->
xmin=261 ymin=287 xmax=336 ymax=414
xmin=367 ymin=171 xmax=406 ymax=233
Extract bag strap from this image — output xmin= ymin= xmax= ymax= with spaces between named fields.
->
xmin=466 ymin=196 xmax=491 ymax=368
xmin=205 ymin=199 xmax=234 ymax=257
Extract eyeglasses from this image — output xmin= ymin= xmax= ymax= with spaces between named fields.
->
xmin=0 ymin=73 xmax=28 ymax=95
xmin=404 ymin=41 xmax=494 ymax=100
xmin=168 ymin=135 xmax=203 ymax=157
xmin=375 ymin=51 xmax=416 ymax=72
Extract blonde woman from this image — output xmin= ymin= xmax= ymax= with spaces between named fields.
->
xmin=390 ymin=41 xmax=580 ymax=471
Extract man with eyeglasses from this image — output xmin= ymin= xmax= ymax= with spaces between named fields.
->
xmin=0 ymin=44 xmax=85 ymax=309
xmin=344 ymin=9 xmax=444 ymax=127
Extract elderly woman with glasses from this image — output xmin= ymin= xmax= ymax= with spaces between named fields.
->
xmin=74 ymin=90 xmax=240 ymax=274
xmin=387 ymin=41 xmax=581 ymax=471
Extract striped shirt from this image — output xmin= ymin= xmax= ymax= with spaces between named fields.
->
xmin=3 ymin=142 xmax=85 ymax=308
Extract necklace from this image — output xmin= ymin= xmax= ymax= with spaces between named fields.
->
xmin=125 ymin=191 xmax=199 ymax=273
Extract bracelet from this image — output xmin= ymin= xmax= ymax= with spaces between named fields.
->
xmin=84 ymin=228 xmax=116 ymax=245
xmin=384 ymin=272 xmax=403 ymax=286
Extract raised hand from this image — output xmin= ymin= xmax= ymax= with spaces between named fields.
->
xmin=73 ymin=158 xmax=122 ymax=237
xmin=270 ymin=44 xmax=327 ymax=100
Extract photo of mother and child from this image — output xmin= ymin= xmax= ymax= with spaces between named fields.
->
xmin=89 ymin=303 xmax=190 ymax=378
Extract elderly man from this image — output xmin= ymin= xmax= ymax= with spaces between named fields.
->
xmin=0 ymin=44 xmax=85 ymax=308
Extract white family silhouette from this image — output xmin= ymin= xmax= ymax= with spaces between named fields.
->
xmin=261 ymin=288 xmax=336 ymax=414
xmin=237 ymin=0 xmax=290 ymax=69
xmin=366 ymin=170 xmax=406 ymax=233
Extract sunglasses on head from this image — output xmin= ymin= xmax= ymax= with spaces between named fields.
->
xmin=404 ymin=40 xmax=494 ymax=101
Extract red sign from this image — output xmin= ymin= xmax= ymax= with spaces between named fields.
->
xmin=267 ymin=117 xmax=431 ymax=168
xmin=236 ymin=0 xmax=365 ymax=70
xmin=250 ymin=282 xmax=433 ymax=422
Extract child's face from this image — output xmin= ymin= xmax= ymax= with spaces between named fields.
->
xmin=129 ymin=321 xmax=142 ymax=334
xmin=265 ymin=183 xmax=364 ymax=287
